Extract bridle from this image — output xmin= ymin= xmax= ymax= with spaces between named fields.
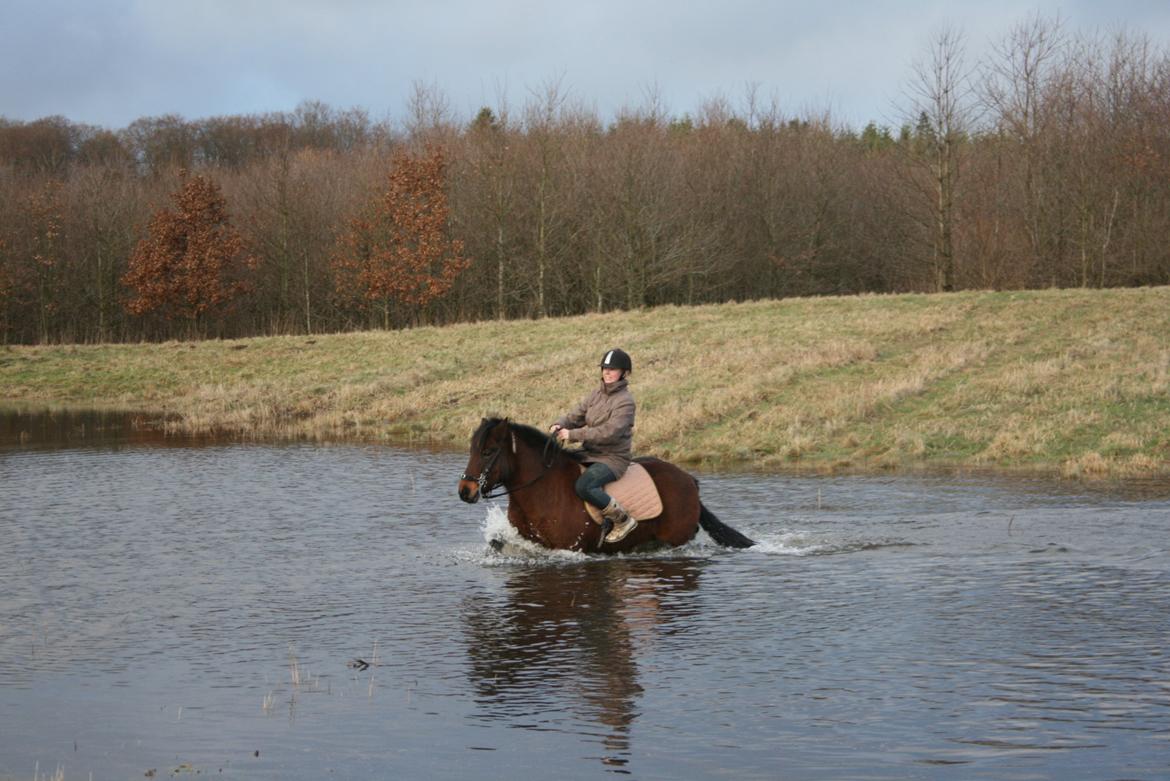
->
xmin=461 ymin=442 xmax=504 ymax=497
xmin=461 ymin=426 xmax=560 ymax=499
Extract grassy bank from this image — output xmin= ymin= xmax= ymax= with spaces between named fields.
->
xmin=3 ymin=287 xmax=1169 ymax=477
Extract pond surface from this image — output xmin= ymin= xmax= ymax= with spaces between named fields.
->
xmin=1 ymin=410 xmax=1168 ymax=780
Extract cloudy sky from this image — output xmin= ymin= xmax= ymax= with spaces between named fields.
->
xmin=4 ymin=0 xmax=1168 ymax=131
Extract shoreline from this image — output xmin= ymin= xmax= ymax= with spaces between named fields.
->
xmin=3 ymin=287 xmax=1169 ymax=480
xmin=7 ymin=405 xmax=1170 ymax=505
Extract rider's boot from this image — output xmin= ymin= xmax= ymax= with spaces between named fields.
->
xmin=601 ymin=498 xmax=637 ymax=543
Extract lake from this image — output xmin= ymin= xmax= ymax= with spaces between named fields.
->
xmin=1 ymin=410 xmax=1168 ymax=780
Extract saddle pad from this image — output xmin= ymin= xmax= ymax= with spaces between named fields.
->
xmin=583 ymin=462 xmax=664 ymax=523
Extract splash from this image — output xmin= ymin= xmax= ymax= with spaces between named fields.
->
xmin=466 ymin=505 xmax=836 ymax=562
xmin=477 ymin=505 xmax=590 ymax=564
xmin=456 ymin=505 xmax=905 ymax=563
xmin=749 ymin=531 xmax=837 ymax=556
xmin=749 ymin=525 xmax=920 ymax=556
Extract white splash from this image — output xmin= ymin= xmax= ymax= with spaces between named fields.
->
xmin=457 ymin=504 xmax=826 ymax=563
xmin=747 ymin=530 xmax=836 ymax=556
xmin=478 ymin=504 xmax=589 ymax=564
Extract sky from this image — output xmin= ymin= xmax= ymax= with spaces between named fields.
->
xmin=3 ymin=0 xmax=1169 ymax=132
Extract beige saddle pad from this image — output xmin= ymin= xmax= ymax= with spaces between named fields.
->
xmin=582 ymin=462 xmax=664 ymax=523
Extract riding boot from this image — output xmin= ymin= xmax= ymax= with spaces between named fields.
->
xmin=601 ymin=498 xmax=637 ymax=543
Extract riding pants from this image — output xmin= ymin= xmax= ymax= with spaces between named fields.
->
xmin=575 ymin=462 xmax=616 ymax=509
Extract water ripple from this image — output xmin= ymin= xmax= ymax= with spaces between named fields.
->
xmin=2 ymin=428 xmax=1168 ymax=780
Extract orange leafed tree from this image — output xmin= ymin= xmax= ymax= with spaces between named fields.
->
xmin=123 ymin=171 xmax=253 ymax=335
xmin=333 ymin=145 xmax=470 ymax=327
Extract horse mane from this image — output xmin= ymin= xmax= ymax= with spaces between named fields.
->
xmin=477 ymin=417 xmax=587 ymax=464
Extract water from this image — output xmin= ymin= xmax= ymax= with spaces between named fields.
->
xmin=1 ymin=410 xmax=1168 ymax=780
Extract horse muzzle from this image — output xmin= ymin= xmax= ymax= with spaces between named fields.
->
xmin=458 ymin=479 xmax=480 ymax=504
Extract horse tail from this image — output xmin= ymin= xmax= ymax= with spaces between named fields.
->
xmin=698 ymin=502 xmax=754 ymax=548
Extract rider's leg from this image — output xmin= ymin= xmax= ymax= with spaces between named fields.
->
xmin=574 ymin=463 xmax=637 ymax=543
xmin=575 ymin=462 xmax=617 ymax=509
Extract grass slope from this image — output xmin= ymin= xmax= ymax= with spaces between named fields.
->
xmin=3 ymin=287 xmax=1169 ymax=477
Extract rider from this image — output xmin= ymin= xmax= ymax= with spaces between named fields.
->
xmin=550 ymin=348 xmax=638 ymax=543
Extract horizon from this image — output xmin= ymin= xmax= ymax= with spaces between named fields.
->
xmin=4 ymin=1 xmax=1169 ymax=133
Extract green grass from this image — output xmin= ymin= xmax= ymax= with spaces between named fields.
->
xmin=3 ymin=287 xmax=1169 ymax=477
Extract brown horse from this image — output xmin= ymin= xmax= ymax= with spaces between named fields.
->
xmin=457 ymin=417 xmax=753 ymax=553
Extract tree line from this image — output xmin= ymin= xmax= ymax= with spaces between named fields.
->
xmin=1 ymin=17 xmax=1168 ymax=343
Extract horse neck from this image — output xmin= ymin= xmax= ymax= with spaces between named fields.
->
xmin=507 ymin=436 xmax=577 ymax=489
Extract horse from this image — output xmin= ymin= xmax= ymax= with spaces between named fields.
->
xmin=457 ymin=417 xmax=754 ymax=553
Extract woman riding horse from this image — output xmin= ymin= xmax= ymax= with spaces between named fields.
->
xmin=550 ymin=348 xmax=637 ymax=543
xmin=458 ymin=413 xmax=756 ymax=553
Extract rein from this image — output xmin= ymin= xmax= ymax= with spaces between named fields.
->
xmin=463 ymin=430 xmax=560 ymax=499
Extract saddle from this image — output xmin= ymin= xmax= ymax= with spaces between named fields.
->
xmin=582 ymin=462 xmax=664 ymax=523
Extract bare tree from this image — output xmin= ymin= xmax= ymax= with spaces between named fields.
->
xmin=405 ymin=80 xmax=457 ymax=146
xmin=981 ymin=14 xmax=1068 ymax=284
xmin=460 ymin=101 xmax=520 ymax=319
xmin=68 ymin=165 xmax=146 ymax=340
xmin=522 ymin=78 xmax=572 ymax=317
xmin=902 ymin=26 xmax=977 ymax=291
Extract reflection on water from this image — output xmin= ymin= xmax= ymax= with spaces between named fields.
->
xmin=464 ymin=560 xmax=703 ymax=766
xmin=0 ymin=407 xmax=177 ymax=448
xmin=1 ymin=410 xmax=1169 ymax=780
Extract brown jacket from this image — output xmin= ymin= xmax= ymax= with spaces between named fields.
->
xmin=555 ymin=377 xmax=636 ymax=478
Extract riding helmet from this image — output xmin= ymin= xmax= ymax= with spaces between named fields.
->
xmin=599 ymin=348 xmax=632 ymax=373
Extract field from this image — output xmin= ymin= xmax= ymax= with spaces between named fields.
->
xmin=3 ymin=287 xmax=1169 ymax=477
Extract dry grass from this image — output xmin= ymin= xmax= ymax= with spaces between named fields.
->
xmin=3 ymin=287 xmax=1169 ymax=477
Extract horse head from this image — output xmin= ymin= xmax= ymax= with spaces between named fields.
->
xmin=458 ymin=417 xmax=514 ymax=503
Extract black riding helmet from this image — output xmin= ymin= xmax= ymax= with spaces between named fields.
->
xmin=599 ymin=348 xmax=632 ymax=373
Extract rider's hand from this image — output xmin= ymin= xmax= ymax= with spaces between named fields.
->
xmin=549 ymin=424 xmax=563 ymax=434
xmin=556 ymin=428 xmax=571 ymax=442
